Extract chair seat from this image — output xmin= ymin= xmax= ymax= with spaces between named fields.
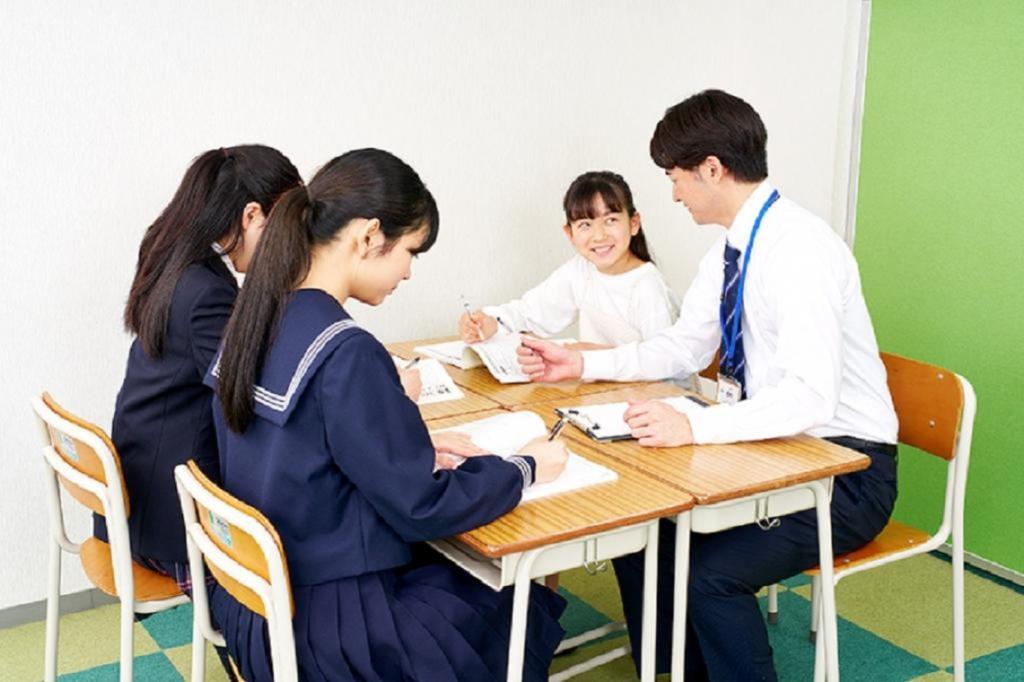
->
xmin=80 ymin=537 xmax=183 ymax=602
xmin=804 ymin=520 xmax=932 ymax=576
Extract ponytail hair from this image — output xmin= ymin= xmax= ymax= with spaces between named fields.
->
xmin=124 ymin=145 xmax=301 ymax=357
xmin=562 ymin=170 xmax=654 ymax=264
xmin=218 ymin=148 xmax=439 ymax=432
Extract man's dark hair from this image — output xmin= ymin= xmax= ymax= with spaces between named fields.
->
xmin=650 ymin=89 xmax=768 ymax=182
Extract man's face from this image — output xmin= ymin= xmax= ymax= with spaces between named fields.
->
xmin=666 ymin=165 xmax=717 ymax=225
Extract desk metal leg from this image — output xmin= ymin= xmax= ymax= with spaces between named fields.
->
xmin=670 ymin=512 xmax=691 ymax=681
xmin=809 ymin=480 xmax=839 ymax=681
xmin=640 ymin=519 xmax=661 ymax=682
xmin=507 ymin=548 xmax=543 ymax=682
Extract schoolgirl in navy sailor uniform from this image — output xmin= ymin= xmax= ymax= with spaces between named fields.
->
xmin=207 ymin=148 xmax=568 ymax=681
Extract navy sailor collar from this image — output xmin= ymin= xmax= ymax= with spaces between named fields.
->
xmin=206 ymin=289 xmax=364 ymax=426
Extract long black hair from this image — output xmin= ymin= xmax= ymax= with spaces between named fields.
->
xmin=562 ymin=171 xmax=654 ymax=264
xmin=217 ymin=148 xmax=439 ymax=433
xmin=125 ymin=145 xmax=301 ymax=357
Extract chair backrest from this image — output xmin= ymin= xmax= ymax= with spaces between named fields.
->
xmin=175 ymin=461 xmax=296 ymax=678
xmin=32 ymin=392 xmax=130 ymax=517
xmin=880 ymin=352 xmax=976 ymax=548
xmin=880 ymin=353 xmax=965 ymax=461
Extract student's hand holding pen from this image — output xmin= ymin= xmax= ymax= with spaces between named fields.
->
xmin=517 ymin=435 xmax=568 ymax=484
xmin=458 ymin=310 xmax=498 ymax=343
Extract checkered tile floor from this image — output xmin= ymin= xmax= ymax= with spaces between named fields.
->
xmin=2 ymin=553 xmax=1022 ymax=680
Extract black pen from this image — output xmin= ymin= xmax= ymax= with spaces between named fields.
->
xmin=548 ymin=416 xmax=567 ymax=441
xmin=403 ymin=356 xmax=421 ymax=370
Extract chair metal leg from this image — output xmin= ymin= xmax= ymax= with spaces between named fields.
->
xmin=809 ymin=574 xmax=821 ymax=643
xmin=191 ymin=611 xmax=206 ymax=681
xmin=952 ymin=522 xmax=965 ymax=680
xmin=813 ymin=614 xmax=826 ymax=682
xmin=44 ymin=539 xmax=61 ymax=682
xmin=119 ymin=597 xmax=134 ymax=682
xmin=766 ymin=583 xmax=779 ymax=624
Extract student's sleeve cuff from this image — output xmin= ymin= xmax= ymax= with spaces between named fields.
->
xmin=507 ymin=455 xmax=536 ymax=488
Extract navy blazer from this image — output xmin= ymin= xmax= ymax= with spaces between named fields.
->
xmin=205 ymin=290 xmax=534 ymax=586
xmin=96 ymin=252 xmax=238 ymax=562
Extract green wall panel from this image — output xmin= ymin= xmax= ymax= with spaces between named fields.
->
xmin=856 ymin=1 xmax=1024 ymax=570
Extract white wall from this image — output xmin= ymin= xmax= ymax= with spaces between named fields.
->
xmin=0 ymin=1 xmax=864 ymax=610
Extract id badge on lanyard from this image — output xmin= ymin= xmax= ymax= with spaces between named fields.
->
xmin=716 ymin=373 xmax=742 ymax=406
xmin=718 ymin=189 xmax=780 ymax=405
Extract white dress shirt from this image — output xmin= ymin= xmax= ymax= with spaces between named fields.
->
xmin=581 ymin=180 xmax=898 ymax=445
xmin=484 ymin=255 xmax=679 ymax=346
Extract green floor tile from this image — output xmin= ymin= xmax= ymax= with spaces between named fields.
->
xmin=58 ymin=651 xmax=181 ymax=681
xmin=0 ymin=603 xmax=160 ymax=679
xmin=558 ymin=566 xmax=625 ymax=621
xmin=910 ymin=672 xmax=954 ymax=681
xmin=791 ymin=554 xmax=1024 ymax=667
xmin=139 ymin=602 xmax=193 ymax=649
xmin=959 ymin=643 xmax=1024 ymax=680
xmin=557 ymin=585 xmax=618 ymax=641
xmin=767 ymin=590 xmax=938 ymax=681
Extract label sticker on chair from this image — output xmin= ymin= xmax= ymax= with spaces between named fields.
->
xmin=57 ymin=432 xmax=79 ymax=462
xmin=208 ymin=510 xmax=234 ymax=548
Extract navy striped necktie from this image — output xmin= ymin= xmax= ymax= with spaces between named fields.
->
xmin=720 ymin=243 xmax=747 ymax=397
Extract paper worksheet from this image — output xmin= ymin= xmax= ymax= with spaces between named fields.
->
xmin=391 ymin=356 xmax=465 ymax=405
xmin=433 ymin=411 xmax=617 ymax=502
xmin=557 ymin=395 xmax=709 ymax=442
xmin=414 ymin=336 xmax=576 ymax=384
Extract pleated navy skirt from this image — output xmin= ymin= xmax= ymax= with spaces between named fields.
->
xmin=211 ymin=550 xmax=567 ymax=681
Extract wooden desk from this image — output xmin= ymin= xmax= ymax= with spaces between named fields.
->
xmin=426 ymin=409 xmax=694 ymax=682
xmin=521 ymin=385 xmax=870 ymax=681
xmin=387 ymin=336 xmax=644 ymax=407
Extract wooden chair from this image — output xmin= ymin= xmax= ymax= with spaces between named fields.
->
xmin=175 ymin=460 xmax=297 ymax=681
xmin=31 ymin=393 xmax=188 ymax=682
xmin=765 ymin=352 xmax=975 ymax=681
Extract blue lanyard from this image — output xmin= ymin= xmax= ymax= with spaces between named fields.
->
xmin=721 ymin=189 xmax=780 ymax=368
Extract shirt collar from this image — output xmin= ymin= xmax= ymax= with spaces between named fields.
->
xmin=726 ymin=179 xmax=776 ymax=250
xmin=211 ymin=242 xmax=244 ymax=286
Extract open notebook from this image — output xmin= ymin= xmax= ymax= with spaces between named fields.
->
xmin=434 ymin=411 xmax=617 ymax=503
xmin=390 ymin=356 xmax=465 ymax=405
xmin=414 ymin=336 xmax=574 ymax=384
xmin=557 ymin=394 xmax=709 ymax=442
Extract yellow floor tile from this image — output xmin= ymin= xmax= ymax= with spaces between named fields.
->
xmin=790 ymin=554 xmax=1024 ymax=668
xmin=163 ymin=642 xmax=231 ymax=681
xmin=0 ymin=603 xmax=160 ymax=679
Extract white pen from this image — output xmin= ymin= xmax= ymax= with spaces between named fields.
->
xmin=460 ymin=294 xmax=484 ymax=340
xmin=496 ymin=316 xmax=515 ymax=334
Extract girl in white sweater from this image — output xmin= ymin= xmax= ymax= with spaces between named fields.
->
xmin=459 ymin=171 xmax=679 ymax=349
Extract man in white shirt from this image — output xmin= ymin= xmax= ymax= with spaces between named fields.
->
xmin=519 ymin=90 xmax=899 ymax=681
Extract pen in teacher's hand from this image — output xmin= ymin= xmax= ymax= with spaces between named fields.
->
xmin=547 ymin=416 xmax=567 ymax=441
xmin=460 ymin=294 xmax=484 ymax=338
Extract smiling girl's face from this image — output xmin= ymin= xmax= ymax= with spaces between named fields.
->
xmin=564 ymin=193 xmax=642 ymax=275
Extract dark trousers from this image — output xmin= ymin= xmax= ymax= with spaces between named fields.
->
xmin=613 ymin=438 xmax=898 ymax=681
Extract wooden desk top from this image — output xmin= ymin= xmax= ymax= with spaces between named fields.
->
xmin=387 ymin=336 xmax=646 ymax=407
xmin=428 ymin=409 xmax=694 ymax=558
xmin=520 ymin=385 xmax=871 ymax=505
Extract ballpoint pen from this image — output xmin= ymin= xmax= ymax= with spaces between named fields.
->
xmin=403 ymin=356 xmax=421 ymax=370
xmin=496 ymin=316 xmax=515 ymax=334
xmin=548 ymin=415 xmax=567 ymax=441
xmin=460 ymin=294 xmax=484 ymax=339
